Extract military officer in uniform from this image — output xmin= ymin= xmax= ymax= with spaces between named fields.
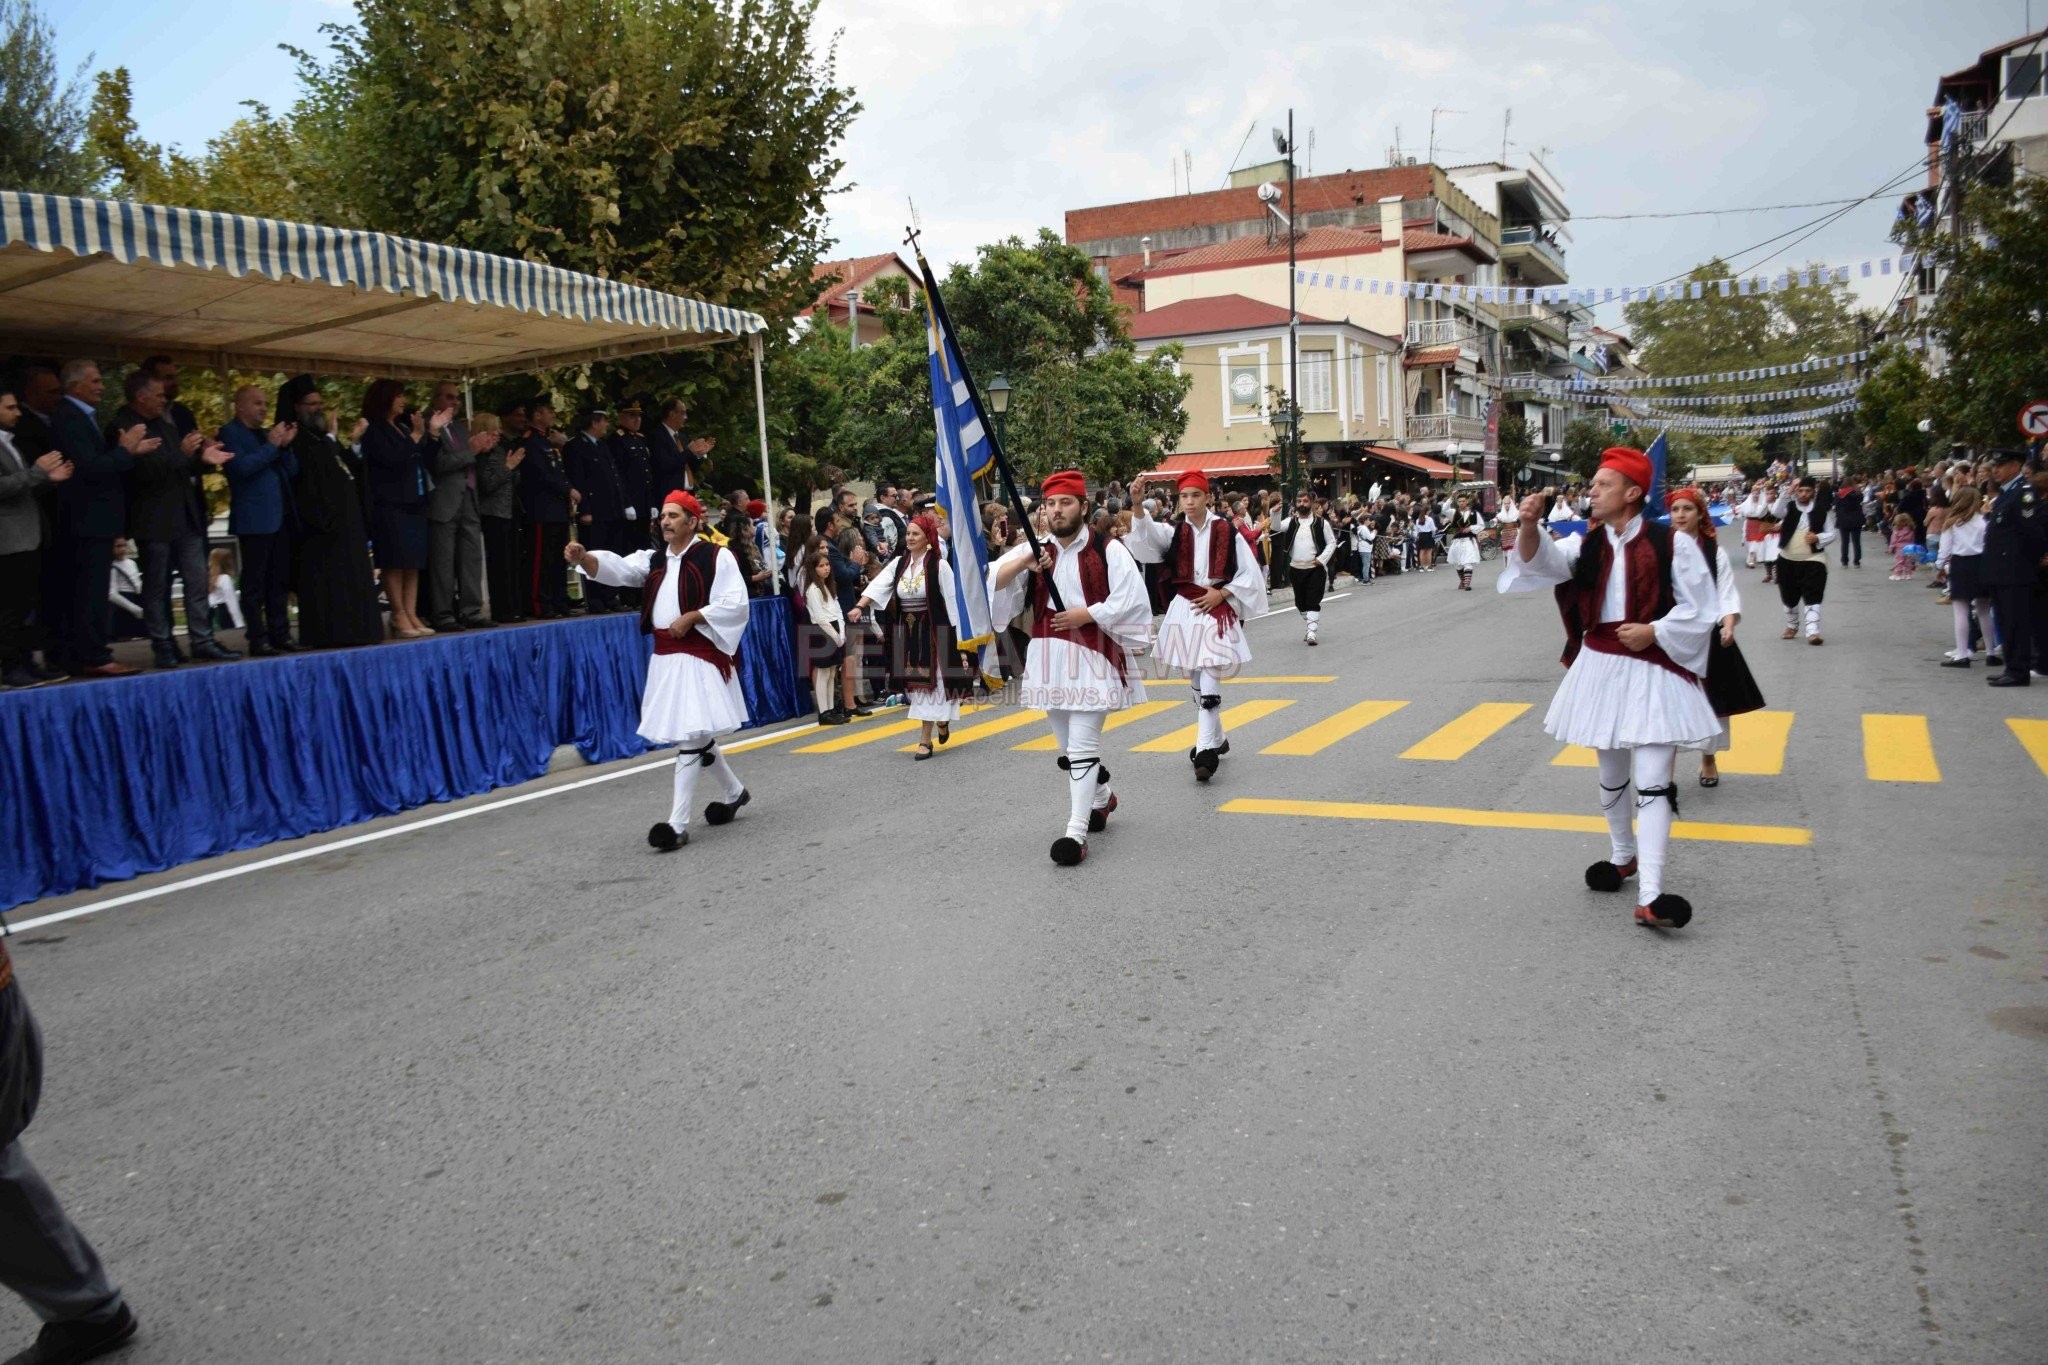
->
xmin=610 ymin=400 xmax=654 ymax=553
xmin=565 ymin=408 xmax=627 ymax=612
xmin=1983 ymin=448 xmax=2048 ymax=688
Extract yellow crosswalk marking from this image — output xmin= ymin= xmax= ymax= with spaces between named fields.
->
xmin=2008 ymin=718 xmax=2048 ymax=779
xmin=1218 ymin=675 xmax=1337 ymax=684
xmin=1863 ymin=714 xmax=1941 ymax=783
xmin=1012 ymin=700 xmax=1182 ymax=751
xmin=1553 ymin=710 xmax=1796 ymax=774
xmin=1220 ymin=798 xmax=1812 ymax=847
xmin=795 ymin=706 xmax=990 ymax=754
xmin=898 ymin=709 xmax=1045 ymax=751
xmin=1132 ymin=699 xmax=1296 ymax=752
xmin=1400 ymin=702 xmax=1531 ymax=762
xmin=1721 ymin=710 xmax=1794 ymax=775
xmin=1261 ymin=700 xmax=1409 ymax=756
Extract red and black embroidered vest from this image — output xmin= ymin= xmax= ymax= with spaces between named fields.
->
xmin=642 ymin=539 xmax=737 ymax=679
xmin=1029 ymin=533 xmax=1128 ymax=683
xmin=1166 ymin=516 xmax=1242 ymax=629
xmin=1555 ymin=521 xmax=1695 ymax=682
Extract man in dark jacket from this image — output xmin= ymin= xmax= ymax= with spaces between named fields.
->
xmin=113 ymin=369 xmax=238 ymax=668
xmin=1984 ymin=449 xmax=2048 ymax=687
xmin=564 ymin=408 xmax=624 ymax=611
xmin=519 ymin=400 xmax=574 ymax=618
xmin=478 ymin=402 xmax=529 ymax=623
xmin=609 ymin=401 xmax=653 ymax=553
xmin=1833 ymin=478 xmax=1865 ymax=567
xmin=49 ymin=361 xmax=152 ymax=677
xmin=422 ymin=380 xmax=495 ymax=632
xmin=648 ymin=397 xmax=711 ymax=494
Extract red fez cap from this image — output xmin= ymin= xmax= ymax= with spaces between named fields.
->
xmin=1599 ymin=446 xmax=1653 ymax=492
xmin=745 ymin=499 xmax=766 ymax=519
xmin=662 ymin=489 xmax=703 ymax=517
xmin=1040 ymin=470 xmax=1087 ymax=501
xmin=1175 ymin=468 xmax=1211 ymax=494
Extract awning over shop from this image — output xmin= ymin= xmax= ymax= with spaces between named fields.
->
xmin=1364 ymin=446 xmax=1456 ymax=479
xmin=0 ymin=192 xmax=765 ymax=379
xmin=1134 ymin=448 xmax=1276 ymax=483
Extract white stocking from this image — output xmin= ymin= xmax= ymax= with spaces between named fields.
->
xmin=668 ymin=746 xmax=704 ymax=831
xmin=1048 ymin=709 xmax=1106 ymax=841
xmin=1952 ymin=600 xmax=1974 ymax=657
xmin=813 ymin=667 xmax=837 ymax=714
xmin=1304 ymin=610 xmax=1320 ymax=637
xmin=705 ymin=743 xmax=745 ymax=803
xmin=1191 ymin=669 xmax=1225 ymax=749
xmin=1631 ymin=744 xmax=1678 ymax=904
xmin=1596 ymin=747 xmax=1636 ymax=866
xmin=1804 ymin=603 xmax=1822 ymax=637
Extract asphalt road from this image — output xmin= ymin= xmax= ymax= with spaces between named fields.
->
xmin=3 ymin=548 xmax=2044 ymax=1364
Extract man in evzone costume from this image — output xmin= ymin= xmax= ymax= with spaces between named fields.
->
xmin=1498 ymin=448 xmax=1720 ymax=929
xmin=1121 ymin=470 xmax=1267 ymax=782
xmin=988 ymin=470 xmax=1153 ymax=866
xmin=567 ymin=488 xmax=752 ymax=851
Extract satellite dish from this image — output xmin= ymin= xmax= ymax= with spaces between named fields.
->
xmin=1257 ymin=182 xmax=1282 ymax=205
xmin=1272 ymin=127 xmax=1288 ymax=154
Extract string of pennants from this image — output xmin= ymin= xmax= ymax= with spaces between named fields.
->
xmin=1291 ymin=252 xmax=1923 ymax=310
xmin=1514 ymin=338 xmax=1926 ymax=393
xmin=1616 ymin=399 xmax=1860 ymax=433
xmin=1512 ymin=379 xmax=1860 ymax=406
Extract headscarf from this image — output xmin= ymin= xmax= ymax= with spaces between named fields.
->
xmin=1666 ymin=487 xmax=1714 ymax=543
xmin=909 ymin=512 xmax=939 ymax=547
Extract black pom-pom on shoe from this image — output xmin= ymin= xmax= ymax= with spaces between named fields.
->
xmin=647 ymin=823 xmax=684 ymax=852
xmin=1585 ymin=858 xmax=1637 ymax=892
xmin=1635 ymin=894 xmax=1693 ymax=929
xmin=703 ymin=789 xmax=750 ymax=826
xmin=1050 ymin=836 xmax=1087 ymax=866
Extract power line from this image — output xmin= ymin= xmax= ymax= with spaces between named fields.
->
xmin=1572 ymin=196 xmax=1875 ymax=221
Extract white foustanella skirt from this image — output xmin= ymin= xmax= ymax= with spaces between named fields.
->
xmin=907 ymin=688 xmax=960 ymax=723
xmin=639 ymin=652 xmax=750 ymax=744
xmin=1446 ymin=537 xmax=1481 ymax=568
xmin=1542 ymin=648 xmax=1721 ymax=751
xmin=1151 ymin=595 xmax=1253 ymax=673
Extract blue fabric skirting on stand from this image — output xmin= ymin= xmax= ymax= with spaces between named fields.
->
xmin=0 ymin=601 xmax=810 ymax=911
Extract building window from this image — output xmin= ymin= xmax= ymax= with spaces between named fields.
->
xmin=2006 ymin=52 xmax=2044 ymax=99
xmin=1299 ymin=351 xmax=1335 ymax=412
xmin=1349 ymin=346 xmax=1367 ymax=419
xmin=1375 ymin=355 xmax=1392 ymax=424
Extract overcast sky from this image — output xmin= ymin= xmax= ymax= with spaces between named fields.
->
xmin=56 ymin=0 xmax=2034 ymax=322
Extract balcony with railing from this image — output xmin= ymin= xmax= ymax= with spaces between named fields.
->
xmin=1499 ymin=224 xmax=1567 ymax=282
xmin=1405 ymin=412 xmax=1487 ymax=446
xmin=1405 ymin=317 xmax=1480 ymax=348
xmin=1497 ymin=300 xmax=1570 ymax=338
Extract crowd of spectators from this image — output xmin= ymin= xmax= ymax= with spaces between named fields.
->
xmin=0 ymin=358 xmax=732 ymax=687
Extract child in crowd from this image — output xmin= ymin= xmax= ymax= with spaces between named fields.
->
xmin=1888 ymin=513 xmax=1919 ymax=579
xmin=802 ymin=548 xmax=847 ymax=723
xmin=207 ymin=548 xmax=245 ymax=633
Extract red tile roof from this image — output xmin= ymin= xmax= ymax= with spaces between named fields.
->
xmin=1127 ymin=294 xmax=1334 ymax=340
xmin=1139 ymin=225 xmax=1489 ymax=279
xmin=802 ymin=252 xmax=913 ymax=316
xmin=1134 ymin=449 xmax=1278 ymax=484
xmin=1403 ymin=346 xmax=1461 ymax=368
xmin=1067 ymin=166 xmax=1435 ymax=245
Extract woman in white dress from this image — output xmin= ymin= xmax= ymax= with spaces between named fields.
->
xmin=849 ymin=514 xmax=976 ymax=759
xmin=1668 ymin=488 xmax=1759 ymax=787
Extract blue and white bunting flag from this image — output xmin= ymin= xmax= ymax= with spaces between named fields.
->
xmin=921 ymin=277 xmax=996 ymax=650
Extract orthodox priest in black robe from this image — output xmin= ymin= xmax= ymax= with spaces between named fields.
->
xmin=279 ymin=376 xmax=385 ymax=647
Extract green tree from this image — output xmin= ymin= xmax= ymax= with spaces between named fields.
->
xmin=831 ymin=232 xmax=1190 ymax=488
xmin=1561 ymin=418 xmax=1606 ymax=481
xmin=1849 ymin=345 xmax=1941 ymax=475
xmin=1909 ymin=176 xmax=2048 ymax=448
xmin=0 ymin=0 xmax=97 ymax=193
xmin=1621 ymin=258 xmax=1868 ymax=476
xmin=86 ymin=68 xmax=310 ymax=218
xmin=1495 ymin=413 xmax=1534 ymax=486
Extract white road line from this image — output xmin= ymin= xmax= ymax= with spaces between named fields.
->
xmin=1251 ymin=591 xmax=1351 ymax=622
xmin=1 ymin=717 xmax=829 ymax=934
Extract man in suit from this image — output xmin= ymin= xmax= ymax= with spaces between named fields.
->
xmin=649 ymin=397 xmax=712 ymax=495
xmin=519 ymin=400 xmax=574 ymax=618
xmin=609 ymin=400 xmax=653 ymax=553
xmin=139 ymin=355 xmax=198 ymax=442
xmin=49 ymin=360 xmax=153 ymax=677
xmin=564 ymin=408 xmax=624 ymax=611
xmin=422 ymin=380 xmax=495 ymax=631
xmin=478 ymin=401 xmax=529 ymax=624
xmin=113 ymin=370 xmax=238 ymax=668
xmin=1984 ymin=449 xmax=2048 ymax=688
xmin=0 ymin=382 xmax=73 ymax=687
xmin=218 ymin=385 xmax=300 ymax=656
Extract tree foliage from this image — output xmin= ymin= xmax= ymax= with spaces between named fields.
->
xmin=0 ymin=0 xmax=96 ymax=193
xmin=1622 ymin=258 xmax=1867 ymax=475
xmin=1912 ymin=176 xmax=2048 ymax=449
xmin=1849 ymin=345 xmax=1941 ymax=475
xmin=1494 ymin=413 xmax=1533 ymax=485
xmin=826 ymin=232 xmax=1190 ymax=489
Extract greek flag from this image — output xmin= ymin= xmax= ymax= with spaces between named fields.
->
xmin=918 ymin=256 xmax=997 ymax=650
xmin=1939 ymin=97 xmax=1961 ymax=154
xmin=1914 ymin=194 xmax=1935 ymax=229
xmin=1645 ymin=431 xmax=1671 ymax=521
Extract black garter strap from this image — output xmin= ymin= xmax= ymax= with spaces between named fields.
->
xmin=678 ymin=740 xmax=717 ymax=767
xmin=1058 ymin=755 xmax=1100 ymax=781
xmin=1636 ymin=783 xmax=1680 ymax=817
xmin=1196 ymin=692 xmax=1223 ymax=710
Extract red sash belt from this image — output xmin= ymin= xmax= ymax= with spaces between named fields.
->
xmin=1175 ymin=583 xmax=1238 ymax=633
xmin=652 ymin=626 xmax=737 ymax=680
xmin=1581 ymin=622 xmax=1697 ymax=684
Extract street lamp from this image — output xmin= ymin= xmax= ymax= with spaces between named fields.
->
xmin=1271 ymin=404 xmax=1297 ymax=494
xmin=1445 ymin=440 xmax=1463 ymax=491
xmin=986 ymin=374 xmax=1012 ymax=448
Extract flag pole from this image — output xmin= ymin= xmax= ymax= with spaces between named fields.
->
xmin=908 ymin=231 xmax=1066 ymax=611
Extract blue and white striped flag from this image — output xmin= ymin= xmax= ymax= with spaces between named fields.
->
xmin=1939 ymin=97 xmax=1961 ymax=154
xmin=1645 ymin=430 xmax=1670 ymax=521
xmin=919 ymin=263 xmax=997 ymax=650
xmin=1914 ymin=194 xmax=1935 ymax=229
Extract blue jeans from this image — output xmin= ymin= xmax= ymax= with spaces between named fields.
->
xmin=139 ymin=532 xmax=214 ymax=648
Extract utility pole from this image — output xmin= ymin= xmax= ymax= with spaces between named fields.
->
xmin=1286 ymin=109 xmax=1299 ymax=498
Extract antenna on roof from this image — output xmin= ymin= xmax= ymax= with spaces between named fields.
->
xmin=1303 ymin=128 xmax=1316 ymax=177
xmin=1501 ymin=108 xmax=1512 ymax=164
xmin=1224 ymin=120 xmax=1256 ymax=186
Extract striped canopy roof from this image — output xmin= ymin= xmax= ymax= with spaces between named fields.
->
xmin=0 ymin=192 xmax=765 ymax=380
